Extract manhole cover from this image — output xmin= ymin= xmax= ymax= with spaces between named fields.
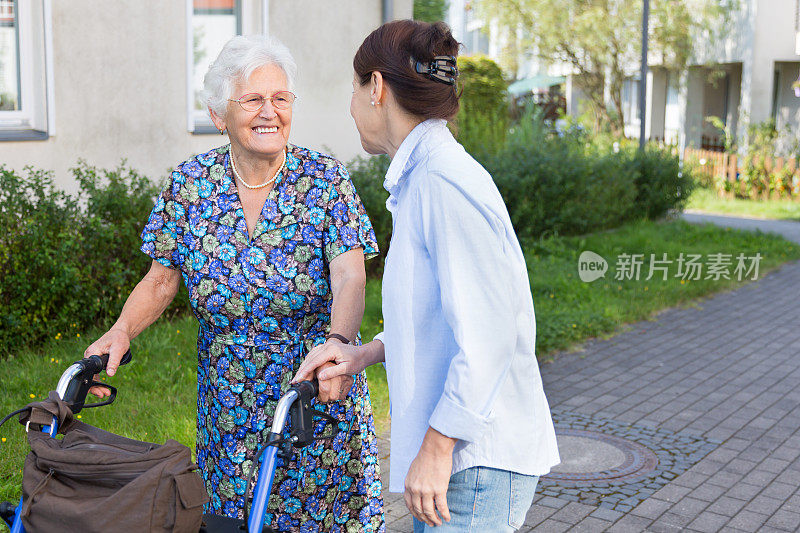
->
xmin=544 ymin=428 xmax=659 ymax=485
xmin=536 ymin=410 xmax=719 ymax=511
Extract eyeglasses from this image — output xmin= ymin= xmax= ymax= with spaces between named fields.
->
xmin=228 ymin=91 xmax=296 ymax=112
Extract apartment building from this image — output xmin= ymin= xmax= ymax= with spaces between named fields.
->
xmin=0 ymin=0 xmax=411 ymax=191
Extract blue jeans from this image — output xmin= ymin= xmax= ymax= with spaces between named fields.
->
xmin=412 ymin=466 xmax=539 ymax=532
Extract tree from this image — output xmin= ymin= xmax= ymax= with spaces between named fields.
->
xmin=477 ymin=0 xmax=734 ymax=135
xmin=414 ymin=0 xmax=449 ymax=23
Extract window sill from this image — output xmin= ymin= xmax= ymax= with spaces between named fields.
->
xmin=0 ymin=129 xmax=49 ymax=141
xmin=191 ymin=124 xmax=222 ymax=135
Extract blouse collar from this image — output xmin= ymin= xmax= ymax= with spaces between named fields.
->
xmin=383 ymin=118 xmax=448 ymax=196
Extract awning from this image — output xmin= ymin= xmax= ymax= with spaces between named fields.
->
xmin=507 ymin=75 xmax=566 ymax=96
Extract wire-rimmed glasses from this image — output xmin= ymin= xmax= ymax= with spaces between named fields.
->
xmin=228 ymin=91 xmax=296 ymax=112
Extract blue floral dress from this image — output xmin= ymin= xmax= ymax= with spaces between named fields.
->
xmin=140 ymin=144 xmax=384 ymax=533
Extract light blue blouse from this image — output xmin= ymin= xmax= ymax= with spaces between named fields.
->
xmin=374 ymin=119 xmax=560 ymax=492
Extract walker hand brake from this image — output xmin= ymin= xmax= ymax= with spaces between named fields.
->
xmin=289 ymin=381 xmax=339 ymax=448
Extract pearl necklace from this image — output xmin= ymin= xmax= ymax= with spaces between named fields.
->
xmin=229 ymin=150 xmax=287 ymax=190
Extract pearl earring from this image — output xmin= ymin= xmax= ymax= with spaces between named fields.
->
xmin=370 ymin=101 xmax=375 ymax=106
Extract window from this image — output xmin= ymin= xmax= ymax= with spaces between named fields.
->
xmin=771 ymin=69 xmax=780 ymax=120
xmin=0 ymin=0 xmax=51 ymax=141
xmin=622 ymin=77 xmax=641 ymax=126
xmin=795 ymin=0 xmax=800 ymax=55
xmin=664 ymin=72 xmax=681 ymax=144
xmin=0 ymin=1 xmax=19 ymax=112
xmin=187 ymin=0 xmax=242 ymax=133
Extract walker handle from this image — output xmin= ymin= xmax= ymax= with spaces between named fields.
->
xmin=293 ymin=379 xmax=318 ymax=399
xmin=83 ymin=350 xmax=133 ymax=375
xmin=62 ymin=350 xmax=133 ymax=413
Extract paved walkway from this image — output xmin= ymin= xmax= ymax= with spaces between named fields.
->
xmin=682 ymin=212 xmax=800 ymax=244
xmin=380 ymin=213 xmax=800 ymax=532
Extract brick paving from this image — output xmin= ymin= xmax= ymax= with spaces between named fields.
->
xmin=380 ymin=215 xmax=800 ymax=532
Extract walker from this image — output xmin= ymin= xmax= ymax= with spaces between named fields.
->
xmin=0 ymin=351 xmax=337 ymax=533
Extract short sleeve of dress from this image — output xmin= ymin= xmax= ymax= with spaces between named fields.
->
xmin=140 ymin=170 xmax=186 ymax=270
xmin=322 ymin=162 xmax=379 ymax=264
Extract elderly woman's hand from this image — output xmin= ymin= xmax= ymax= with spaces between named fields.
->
xmin=83 ymin=326 xmax=131 ymax=398
xmin=315 ymin=361 xmax=354 ymax=403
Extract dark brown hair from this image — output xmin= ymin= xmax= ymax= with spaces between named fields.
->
xmin=354 ymin=19 xmax=460 ymax=120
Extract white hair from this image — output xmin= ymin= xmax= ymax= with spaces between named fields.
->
xmin=201 ymin=35 xmax=297 ymax=118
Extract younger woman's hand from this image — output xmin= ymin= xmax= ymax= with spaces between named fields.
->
xmin=293 ymin=341 xmax=369 ymax=385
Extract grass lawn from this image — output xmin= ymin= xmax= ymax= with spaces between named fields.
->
xmin=687 ymin=187 xmax=800 ymax=221
xmin=1 ymin=218 xmax=799 ymax=507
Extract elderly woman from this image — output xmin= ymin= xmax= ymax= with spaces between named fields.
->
xmin=294 ymin=20 xmax=560 ymax=532
xmin=85 ymin=35 xmax=385 ymax=532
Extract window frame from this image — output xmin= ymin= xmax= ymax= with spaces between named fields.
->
xmin=186 ymin=0 xmax=245 ymax=135
xmin=0 ymin=0 xmax=52 ymax=141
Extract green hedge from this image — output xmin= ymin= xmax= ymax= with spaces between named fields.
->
xmin=1 ymin=121 xmax=691 ymax=356
xmin=455 ymin=55 xmax=509 ymax=158
xmin=0 ymin=163 xmax=188 ymax=358
xmin=349 ymin=112 xmax=694 ymax=273
xmin=479 ymin=111 xmax=694 ymax=240
xmin=348 ymin=155 xmax=391 ymax=278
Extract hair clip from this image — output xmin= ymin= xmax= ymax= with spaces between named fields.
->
xmin=412 ymin=55 xmax=459 ymax=86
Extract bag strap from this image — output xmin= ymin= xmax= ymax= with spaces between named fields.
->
xmin=12 ymin=391 xmax=76 ymax=435
xmin=20 ymin=468 xmax=55 ymax=517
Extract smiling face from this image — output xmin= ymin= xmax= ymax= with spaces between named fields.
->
xmin=220 ymin=63 xmax=293 ymax=163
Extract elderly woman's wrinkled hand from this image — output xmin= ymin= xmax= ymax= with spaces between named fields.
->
xmin=83 ymin=326 xmax=130 ymax=398
xmin=315 ymin=361 xmax=354 ymax=403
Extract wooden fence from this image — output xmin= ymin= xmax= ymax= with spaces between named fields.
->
xmin=683 ymin=147 xmax=800 ymax=199
xmin=683 ymin=148 xmax=739 ymax=183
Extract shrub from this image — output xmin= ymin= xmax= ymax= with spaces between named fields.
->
xmin=455 ymin=55 xmax=509 ymax=158
xmin=0 ymin=163 xmax=188 ymax=357
xmin=347 ymin=155 xmax=391 ymax=278
xmin=413 ymin=0 xmax=448 ymax=22
xmin=347 ymin=109 xmax=692 ymax=275
xmin=633 ymin=146 xmax=695 ymax=219
xmin=483 ymin=111 xmax=630 ymax=239
xmin=1 ymin=167 xmax=85 ymax=355
xmin=481 ymin=108 xmax=691 ymax=240
xmin=702 ymin=119 xmax=800 ymax=201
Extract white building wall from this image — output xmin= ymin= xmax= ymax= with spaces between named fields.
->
xmin=667 ymin=0 xmax=799 ymax=149
xmin=663 ymin=72 xmax=681 ymax=144
xmin=0 ymin=0 xmax=412 ymax=192
xmin=735 ymin=0 xmax=799 ymax=142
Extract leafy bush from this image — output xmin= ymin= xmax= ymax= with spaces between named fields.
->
xmin=413 ymin=0 xmax=448 ymax=22
xmin=346 ymin=109 xmax=691 ymax=275
xmin=481 ymin=108 xmax=691 ymax=240
xmin=455 ymin=55 xmax=509 ymax=158
xmin=348 ymin=155 xmax=391 ymax=277
xmin=634 ymin=146 xmax=694 ymax=219
xmin=0 ymin=163 xmax=188 ymax=357
xmin=699 ymin=119 xmax=800 ymax=200
xmin=737 ymin=119 xmax=800 ymax=200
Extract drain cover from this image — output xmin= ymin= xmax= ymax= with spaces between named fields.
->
xmin=536 ymin=410 xmax=719 ymax=511
xmin=544 ymin=428 xmax=659 ymax=484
